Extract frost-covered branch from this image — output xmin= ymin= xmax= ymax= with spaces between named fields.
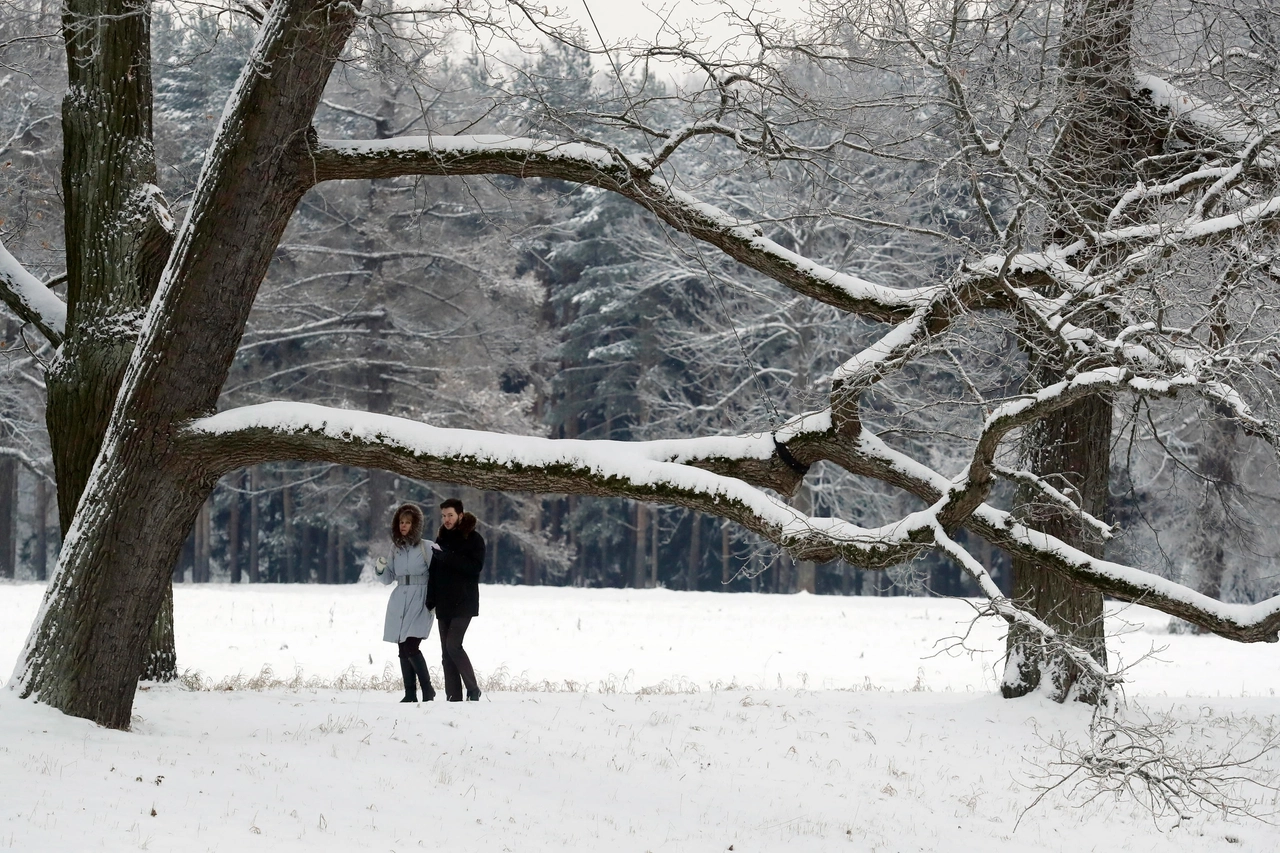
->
xmin=0 ymin=238 xmax=65 ymax=345
xmin=307 ymin=135 xmax=943 ymax=321
xmin=179 ymin=402 xmax=918 ymax=564
xmin=178 ymin=399 xmax=1280 ymax=643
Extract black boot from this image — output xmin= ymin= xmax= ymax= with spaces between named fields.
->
xmin=409 ymin=651 xmax=435 ymax=702
xmin=399 ymin=657 xmax=418 ymax=703
xmin=466 ymin=688 xmax=482 ymax=701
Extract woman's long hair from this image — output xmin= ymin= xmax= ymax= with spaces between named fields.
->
xmin=390 ymin=503 xmax=424 ymax=548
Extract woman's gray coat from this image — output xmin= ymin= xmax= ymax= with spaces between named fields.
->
xmin=377 ymin=540 xmax=435 ymax=643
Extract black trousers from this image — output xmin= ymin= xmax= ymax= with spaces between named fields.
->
xmin=437 ymin=616 xmax=478 ymax=700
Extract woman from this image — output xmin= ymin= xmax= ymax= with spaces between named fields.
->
xmin=375 ymin=503 xmax=436 ymax=703
xmin=428 ymin=499 xmax=485 ymax=701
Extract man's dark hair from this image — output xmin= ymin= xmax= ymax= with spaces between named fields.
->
xmin=440 ymin=498 xmax=464 ymax=513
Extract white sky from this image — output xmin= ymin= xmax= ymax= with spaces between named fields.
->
xmin=562 ymin=0 xmax=804 ymax=48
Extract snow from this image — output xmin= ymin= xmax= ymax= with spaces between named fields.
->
xmin=187 ymin=402 xmax=828 ymax=537
xmin=318 ymin=134 xmax=623 ymax=170
xmin=3 ymin=582 xmax=1280 ymax=851
xmin=0 ymin=239 xmax=66 ymax=340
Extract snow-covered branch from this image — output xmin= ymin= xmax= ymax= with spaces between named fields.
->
xmin=306 ymin=135 xmax=942 ymax=322
xmin=178 ymin=399 xmax=1280 ymax=643
xmin=0 ymin=238 xmax=65 ymax=346
xmin=179 ymin=402 xmax=914 ymax=564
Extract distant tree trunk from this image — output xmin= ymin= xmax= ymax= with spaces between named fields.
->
xmin=720 ymin=520 xmax=730 ymax=586
xmin=228 ymin=473 xmax=241 ymax=583
xmin=484 ymin=492 xmax=498 ymax=582
xmin=195 ymin=500 xmax=211 ymax=582
xmin=1185 ymin=406 xmax=1239 ymax=607
xmin=173 ymin=534 xmax=187 ymax=583
xmin=521 ymin=501 xmax=538 ymax=585
xmin=686 ymin=511 xmax=700 ymax=591
xmin=300 ymin=522 xmax=313 ymax=583
xmin=633 ymin=501 xmax=648 ymax=588
xmin=34 ymin=476 xmax=49 ymax=581
xmin=248 ymin=467 xmax=261 ymax=582
xmin=0 ymin=458 xmax=15 ymax=579
xmin=649 ymin=506 xmax=659 ymax=588
xmin=282 ymin=481 xmax=295 ymax=583
xmin=794 ymin=486 xmax=816 ymax=593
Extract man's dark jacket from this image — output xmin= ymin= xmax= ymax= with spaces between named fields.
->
xmin=428 ymin=515 xmax=485 ymax=619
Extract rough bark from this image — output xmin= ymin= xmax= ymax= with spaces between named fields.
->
xmin=41 ymin=0 xmax=177 ymax=680
xmin=137 ymin=584 xmax=176 ymax=682
xmin=46 ymin=0 xmax=173 ymax=533
xmin=16 ymin=0 xmax=363 ymax=729
xmin=1003 ymin=395 xmax=1112 ymax=701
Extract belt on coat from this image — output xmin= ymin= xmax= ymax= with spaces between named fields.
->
xmin=397 ymin=575 xmax=427 ymax=586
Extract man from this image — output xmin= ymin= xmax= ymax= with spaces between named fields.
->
xmin=427 ymin=498 xmax=485 ymax=701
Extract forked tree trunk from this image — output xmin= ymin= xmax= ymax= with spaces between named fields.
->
xmin=15 ymin=0 xmax=362 ymax=729
xmin=42 ymin=0 xmax=178 ymax=680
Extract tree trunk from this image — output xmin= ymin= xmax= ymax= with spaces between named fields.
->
xmin=195 ymin=500 xmax=211 ymax=582
xmin=686 ymin=511 xmax=700 ymax=591
xmin=1185 ymin=406 xmax=1239 ymax=606
xmin=282 ymin=482 xmax=295 ymax=583
xmin=1002 ymin=0 xmax=1162 ymax=703
xmin=137 ymin=583 xmax=177 ymax=682
xmin=633 ymin=501 xmax=648 ymax=588
xmin=0 ymin=458 xmax=15 ymax=579
xmin=721 ymin=520 xmax=730 ymax=586
xmin=649 ymin=506 xmax=659 ymax=588
xmin=15 ymin=0 xmax=363 ymax=728
xmin=1003 ymin=394 xmax=1112 ymax=701
xmin=248 ymin=467 xmax=261 ymax=583
xmin=34 ymin=475 xmax=49 ymax=581
xmin=228 ymin=473 xmax=241 ymax=583
xmin=39 ymin=0 xmax=178 ymax=680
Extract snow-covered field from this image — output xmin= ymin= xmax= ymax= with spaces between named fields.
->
xmin=2 ymin=582 xmax=1278 ymax=851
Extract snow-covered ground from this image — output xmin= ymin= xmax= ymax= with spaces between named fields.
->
xmin=2 ymin=582 xmax=1278 ymax=851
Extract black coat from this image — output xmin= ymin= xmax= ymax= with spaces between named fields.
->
xmin=428 ymin=524 xmax=485 ymax=619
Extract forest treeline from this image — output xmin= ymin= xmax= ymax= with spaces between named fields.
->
xmin=0 ymin=1 xmax=1274 ymax=603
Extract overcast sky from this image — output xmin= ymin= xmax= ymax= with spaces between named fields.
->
xmin=563 ymin=0 xmax=801 ymax=48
